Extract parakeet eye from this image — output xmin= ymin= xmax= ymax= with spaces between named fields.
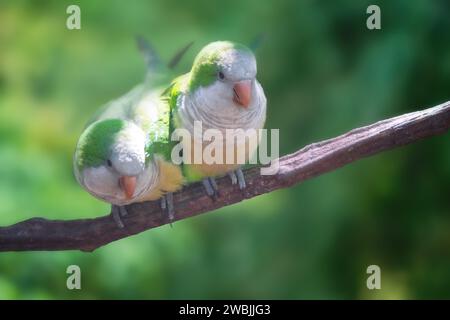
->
xmin=218 ymin=71 xmax=225 ymax=80
xmin=107 ymin=159 xmax=112 ymax=167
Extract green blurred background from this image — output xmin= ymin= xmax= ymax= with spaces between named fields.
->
xmin=0 ymin=0 xmax=449 ymax=299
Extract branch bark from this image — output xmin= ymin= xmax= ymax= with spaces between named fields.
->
xmin=1 ymin=101 xmax=449 ymax=252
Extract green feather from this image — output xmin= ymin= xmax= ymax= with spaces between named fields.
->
xmin=144 ymin=98 xmax=173 ymax=162
xmin=76 ymin=119 xmax=125 ymax=169
xmin=188 ymin=41 xmax=252 ymax=91
xmin=188 ymin=60 xmax=217 ymax=91
xmin=162 ymin=73 xmax=189 ymax=128
xmin=77 ymin=85 xmax=178 ymax=169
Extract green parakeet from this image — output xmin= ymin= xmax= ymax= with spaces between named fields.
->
xmin=165 ymin=41 xmax=267 ymax=197
xmin=73 ymin=38 xmax=189 ymax=227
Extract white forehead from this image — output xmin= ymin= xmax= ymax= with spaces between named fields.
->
xmin=110 ymin=123 xmax=146 ymax=176
xmin=218 ymin=50 xmax=257 ymax=80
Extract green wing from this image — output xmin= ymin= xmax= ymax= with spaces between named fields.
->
xmin=89 ymin=83 xmax=174 ymax=163
xmin=161 ymin=73 xmax=205 ymax=181
xmin=142 ymin=102 xmax=173 ymax=162
xmin=130 ymin=87 xmax=174 ymax=163
xmin=162 ymin=73 xmax=189 ymax=132
xmin=142 ymin=73 xmax=189 ymax=164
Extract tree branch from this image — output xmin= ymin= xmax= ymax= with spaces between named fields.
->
xmin=1 ymin=101 xmax=449 ymax=252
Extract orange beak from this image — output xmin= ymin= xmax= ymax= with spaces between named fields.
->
xmin=119 ymin=176 xmax=136 ymax=200
xmin=233 ymin=80 xmax=252 ymax=108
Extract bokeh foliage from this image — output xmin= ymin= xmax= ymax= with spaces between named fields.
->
xmin=0 ymin=0 xmax=449 ymax=299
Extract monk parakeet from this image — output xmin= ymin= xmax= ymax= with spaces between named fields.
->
xmin=73 ymin=38 xmax=190 ymax=228
xmin=165 ymin=41 xmax=267 ymax=197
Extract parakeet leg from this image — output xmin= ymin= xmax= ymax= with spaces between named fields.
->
xmin=235 ymin=168 xmax=246 ymax=190
xmin=202 ymin=178 xmax=214 ymax=197
xmin=166 ymin=192 xmax=175 ymax=221
xmin=160 ymin=193 xmax=175 ymax=222
xmin=209 ymin=177 xmax=219 ymax=193
xmin=119 ymin=206 xmax=128 ymax=217
xmin=228 ymin=171 xmax=238 ymax=185
xmin=202 ymin=177 xmax=219 ymax=200
xmin=160 ymin=196 xmax=167 ymax=210
xmin=111 ymin=205 xmax=125 ymax=229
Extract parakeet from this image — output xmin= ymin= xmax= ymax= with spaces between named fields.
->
xmin=165 ymin=41 xmax=267 ymax=197
xmin=73 ymin=39 xmax=189 ymax=228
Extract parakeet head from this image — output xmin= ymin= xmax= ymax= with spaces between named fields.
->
xmin=188 ymin=41 xmax=260 ymax=111
xmin=73 ymin=119 xmax=156 ymax=206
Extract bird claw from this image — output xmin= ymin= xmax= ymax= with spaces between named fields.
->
xmin=202 ymin=177 xmax=220 ymax=200
xmin=228 ymin=171 xmax=238 ymax=185
xmin=160 ymin=193 xmax=175 ymax=225
xmin=235 ymin=168 xmax=246 ymax=190
xmin=111 ymin=205 xmax=125 ymax=229
xmin=160 ymin=196 xmax=166 ymax=210
xmin=119 ymin=206 xmax=129 ymax=217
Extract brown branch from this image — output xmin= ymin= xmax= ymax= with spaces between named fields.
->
xmin=1 ymin=101 xmax=449 ymax=252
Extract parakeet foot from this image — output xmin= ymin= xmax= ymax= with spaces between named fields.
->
xmin=228 ymin=171 xmax=238 ymax=185
xmin=160 ymin=193 xmax=175 ymax=222
xmin=202 ymin=177 xmax=220 ymax=200
xmin=111 ymin=205 xmax=125 ymax=229
xmin=235 ymin=168 xmax=246 ymax=190
xmin=119 ymin=206 xmax=129 ymax=217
